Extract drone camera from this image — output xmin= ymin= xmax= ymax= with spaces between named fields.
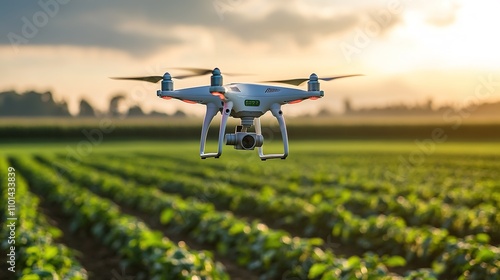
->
xmin=225 ymin=132 xmax=264 ymax=150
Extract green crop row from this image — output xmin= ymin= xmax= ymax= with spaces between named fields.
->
xmin=91 ymin=152 xmax=498 ymax=214
xmin=0 ymin=157 xmax=88 ymax=279
xmin=173 ymin=152 xmax=500 ymax=208
xmin=78 ymin=154 xmax=497 ymax=243
xmin=143 ymin=152 xmax=500 ymax=209
xmin=67 ymin=154 xmax=500 ymax=279
xmin=11 ymin=156 xmax=229 ymax=280
xmin=39 ymin=155 xmax=416 ymax=279
xmin=92 ymin=154 xmax=499 ymax=241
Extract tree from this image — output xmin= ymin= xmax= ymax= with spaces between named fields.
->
xmin=127 ymin=105 xmax=146 ymax=117
xmin=78 ymin=99 xmax=96 ymax=117
xmin=108 ymin=94 xmax=126 ymax=117
xmin=172 ymin=110 xmax=187 ymax=118
xmin=344 ymin=98 xmax=352 ymax=114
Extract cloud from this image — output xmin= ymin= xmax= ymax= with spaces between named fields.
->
xmin=221 ymin=9 xmax=360 ymax=45
xmin=0 ymin=1 xmax=191 ymax=56
xmin=425 ymin=1 xmax=461 ymax=27
xmin=0 ymin=1 xmax=404 ymax=56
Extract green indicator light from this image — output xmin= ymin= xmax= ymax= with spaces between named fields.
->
xmin=245 ymin=100 xmax=260 ymax=106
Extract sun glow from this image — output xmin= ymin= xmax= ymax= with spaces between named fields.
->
xmin=400 ymin=1 xmax=500 ymax=70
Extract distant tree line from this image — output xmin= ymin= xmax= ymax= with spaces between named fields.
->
xmin=341 ymin=98 xmax=500 ymax=118
xmin=0 ymin=90 xmax=186 ymax=118
xmin=313 ymin=98 xmax=500 ymax=118
xmin=0 ymin=90 xmax=70 ymax=117
xmin=1 ymin=90 xmax=498 ymax=119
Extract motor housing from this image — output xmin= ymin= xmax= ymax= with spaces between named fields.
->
xmin=161 ymin=72 xmax=174 ymax=91
xmin=308 ymin=73 xmax=320 ymax=92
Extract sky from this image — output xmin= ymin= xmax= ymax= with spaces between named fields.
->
xmin=1 ymin=0 xmax=500 ymax=116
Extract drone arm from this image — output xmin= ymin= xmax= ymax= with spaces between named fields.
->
xmin=200 ymin=101 xmax=233 ymax=159
xmin=256 ymin=105 xmax=289 ymax=160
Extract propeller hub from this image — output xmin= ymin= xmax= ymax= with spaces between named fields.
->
xmin=308 ymin=73 xmax=320 ymax=92
xmin=163 ymin=72 xmax=172 ymax=80
xmin=210 ymin=67 xmax=224 ymax=89
xmin=309 ymin=73 xmax=318 ymax=81
xmin=161 ymin=72 xmax=174 ymax=91
xmin=209 ymin=67 xmax=225 ymax=96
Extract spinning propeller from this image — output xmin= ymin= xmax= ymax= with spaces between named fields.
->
xmin=110 ymin=75 xmax=168 ymax=83
xmin=262 ymin=74 xmax=363 ymax=86
xmin=111 ymin=67 xmax=244 ymax=84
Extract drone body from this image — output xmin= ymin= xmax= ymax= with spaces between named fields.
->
xmin=113 ymin=68 xmax=360 ymax=160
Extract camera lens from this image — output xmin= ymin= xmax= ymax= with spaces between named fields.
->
xmin=241 ymin=134 xmax=255 ymax=149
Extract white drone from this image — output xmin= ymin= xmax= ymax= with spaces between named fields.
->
xmin=112 ymin=68 xmax=361 ymax=160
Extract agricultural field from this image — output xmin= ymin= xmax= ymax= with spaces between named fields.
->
xmin=1 ymin=140 xmax=499 ymax=279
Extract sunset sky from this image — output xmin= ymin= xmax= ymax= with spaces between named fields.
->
xmin=1 ymin=0 xmax=499 ymax=116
